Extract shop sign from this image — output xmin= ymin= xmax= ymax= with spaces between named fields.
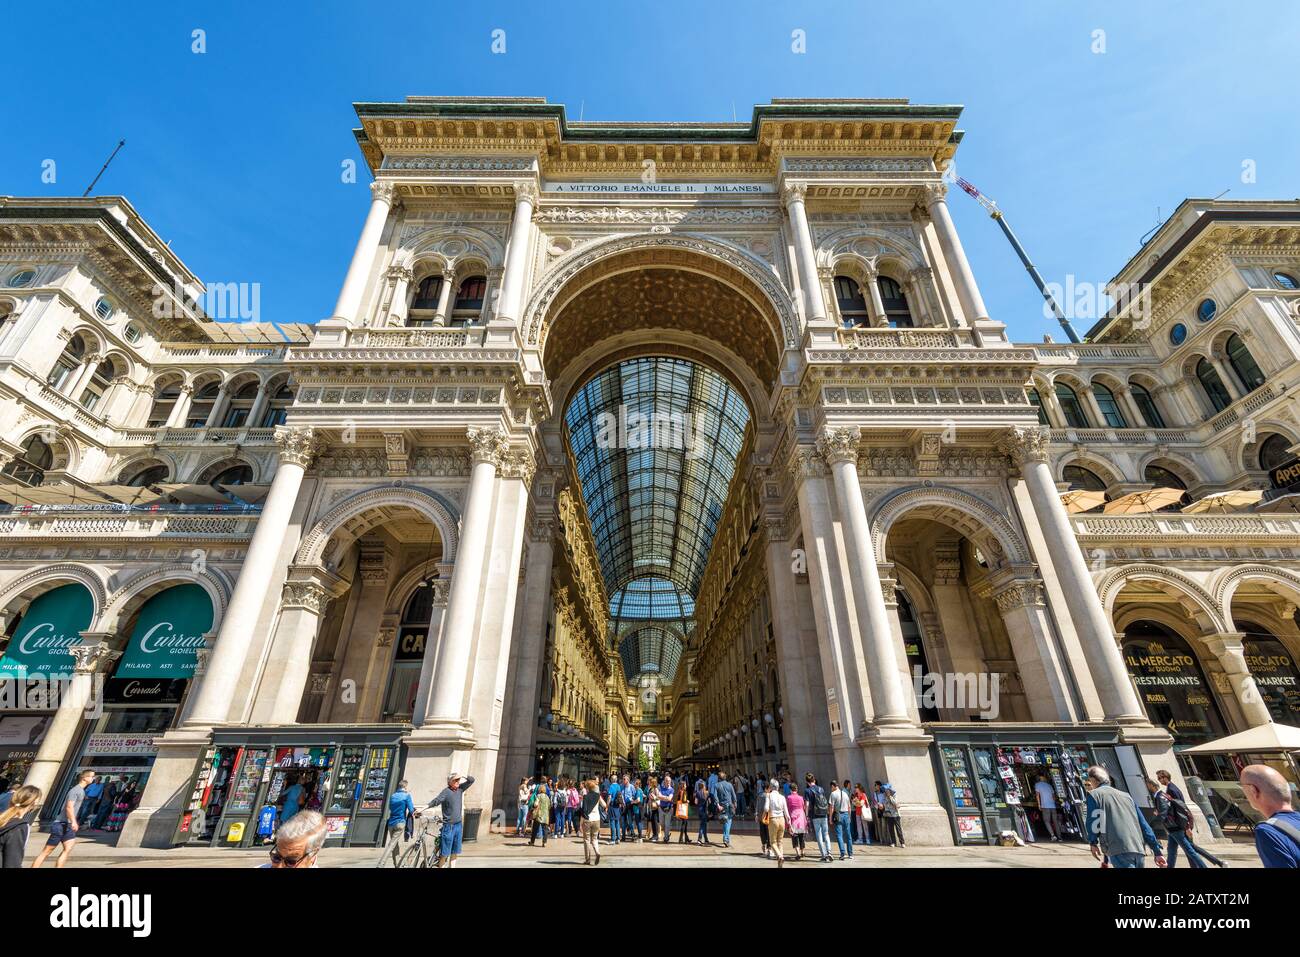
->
xmin=1268 ymin=457 xmax=1300 ymax=489
xmin=394 ymin=626 xmax=427 ymax=661
xmin=0 ymin=584 xmax=94 ymax=678
xmin=1124 ymin=636 xmax=1224 ymax=741
xmin=84 ymin=734 xmax=158 ymax=756
xmin=115 ymin=584 xmax=213 ymax=678
xmin=0 ymin=714 xmax=51 ymax=746
xmin=103 ymin=678 xmax=187 ymax=704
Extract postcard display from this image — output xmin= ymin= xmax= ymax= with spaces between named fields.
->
xmin=170 ymin=730 xmax=404 ymax=847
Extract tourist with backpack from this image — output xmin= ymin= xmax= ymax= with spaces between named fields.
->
xmin=1146 ymin=777 xmax=1204 ymax=867
xmin=1240 ymin=764 xmax=1300 ymax=868
xmin=804 ymin=773 xmax=832 ymax=862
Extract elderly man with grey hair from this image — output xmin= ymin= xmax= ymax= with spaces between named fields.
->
xmin=261 ymin=809 xmax=327 ymax=868
xmin=1083 ymin=766 xmax=1165 ymax=869
xmin=1240 ymin=764 xmax=1300 ymax=868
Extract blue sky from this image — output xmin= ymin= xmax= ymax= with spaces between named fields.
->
xmin=4 ymin=1 xmax=1297 ymax=342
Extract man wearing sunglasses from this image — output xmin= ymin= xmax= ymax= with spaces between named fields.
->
xmin=261 ymin=809 xmax=326 ymax=868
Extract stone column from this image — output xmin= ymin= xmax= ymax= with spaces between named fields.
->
xmin=1081 ymin=387 xmax=1109 ymax=429
xmin=1114 ymin=386 xmax=1146 ymax=431
xmin=983 ymin=576 xmax=1079 ymax=721
xmin=790 ymin=445 xmax=868 ymax=782
xmin=1205 ymin=633 xmax=1274 ymax=728
xmin=433 ymin=270 xmax=455 ymax=327
xmin=924 ymin=183 xmax=989 ymax=324
xmin=245 ymin=382 xmax=271 ymax=431
xmin=818 ymin=426 xmax=912 ymax=726
xmin=64 ymin=352 xmax=102 ymax=400
xmin=782 ymin=181 xmax=828 ymax=324
xmin=863 ymin=265 xmax=888 ymax=327
xmin=387 ymin=263 xmax=414 ymax=326
xmin=905 ymin=268 xmax=932 ymax=326
xmin=410 ymin=574 xmax=450 ymax=725
xmin=259 ymin=571 xmax=336 ymax=724
xmin=183 ymin=426 xmax=321 ymax=728
xmin=495 ymin=182 xmax=537 ymax=324
xmin=163 ymin=384 xmax=194 ymax=428
xmin=421 ymin=427 xmax=507 ymax=730
xmin=22 ymin=638 xmax=120 ymax=799
xmin=1208 ymin=351 xmax=1243 ymax=401
xmin=999 ymin=426 xmax=1146 ymax=723
xmin=203 ymin=383 xmax=230 ymax=429
xmin=329 ymin=180 xmax=397 ymax=325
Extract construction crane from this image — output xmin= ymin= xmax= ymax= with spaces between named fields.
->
xmin=953 ymin=176 xmax=1081 ymax=343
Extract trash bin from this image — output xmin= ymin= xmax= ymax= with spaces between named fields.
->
xmin=463 ymin=808 xmax=482 ymax=842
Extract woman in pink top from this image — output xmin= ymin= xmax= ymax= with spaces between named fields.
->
xmin=786 ymin=787 xmax=809 ymax=861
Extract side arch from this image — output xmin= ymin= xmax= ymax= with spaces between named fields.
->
xmin=870 ymin=484 xmax=1032 ymax=567
xmin=99 ymin=566 xmax=233 ymax=635
xmin=0 ymin=564 xmax=108 ymax=624
xmin=295 ymin=483 xmax=461 ymax=569
xmin=1096 ymin=564 xmax=1228 ymax=633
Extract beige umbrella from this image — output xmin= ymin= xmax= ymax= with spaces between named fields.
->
xmin=1181 ymin=722 xmax=1300 ymax=755
xmin=0 ymin=482 xmax=114 ymax=506
xmin=1103 ymin=487 xmax=1187 ymax=514
xmin=1183 ymin=489 xmax=1264 ymax=514
xmin=1256 ymin=492 xmax=1300 ymax=514
xmin=1060 ymin=489 xmax=1106 ymax=513
xmin=153 ymin=483 xmax=235 ymax=505
xmin=90 ymin=484 xmax=166 ymax=505
xmin=220 ymin=483 xmax=269 ymax=504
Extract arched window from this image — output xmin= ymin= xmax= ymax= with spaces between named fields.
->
xmin=450 ymin=275 xmax=486 ymax=325
xmin=207 ymin=463 xmax=252 ymax=487
xmin=383 ymin=584 xmax=436 ymax=722
xmin=147 ymin=379 xmax=182 ymax=427
xmin=1 ymin=435 xmax=53 ymax=486
xmin=1092 ymin=383 xmax=1128 ymax=428
xmin=46 ymin=336 xmax=86 ymax=392
xmin=878 ymin=276 xmax=914 ymax=328
xmin=78 ymin=358 xmax=116 ymax=412
xmin=1063 ymin=465 xmax=1108 ymax=492
xmin=1274 ymin=271 xmax=1299 ymax=290
xmin=1195 ymin=357 xmax=1232 ymax=413
xmin=1054 ymin=383 xmax=1090 ymax=428
xmin=1225 ymin=333 xmax=1265 ymax=393
xmin=834 ymin=275 xmax=869 ymax=327
xmin=1027 ymin=387 xmax=1050 ymax=426
xmin=186 ymin=382 xmax=220 ymax=428
xmin=1122 ymin=621 xmax=1227 ymax=746
xmin=221 ymin=381 xmax=259 ymax=428
xmin=407 ymin=275 xmax=444 ymax=327
xmin=1258 ymin=434 xmax=1294 ymax=472
xmin=1238 ymin=625 xmax=1300 ymax=725
xmin=1144 ymin=464 xmax=1188 ymax=490
xmin=122 ymin=463 xmax=169 ymax=487
xmin=260 ymin=381 xmax=293 ymax=427
xmin=1130 ymin=384 xmax=1166 ymax=429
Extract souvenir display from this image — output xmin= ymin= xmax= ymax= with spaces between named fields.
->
xmin=359 ymin=747 xmax=394 ymax=810
xmin=328 ymin=747 xmax=366 ymax=814
xmin=227 ymin=748 xmax=269 ymax=813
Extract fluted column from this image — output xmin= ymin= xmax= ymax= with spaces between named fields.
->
xmin=23 ymin=637 xmax=120 ymax=797
xmin=1205 ymin=633 xmax=1274 ymax=728
xmin=421 ymin=427 xmax=508 ymax=729
xmin=330 ymin=180 xmax=397 ymax=325
xmin=999 ymin=426 xmax=1145 ymax=723
xmin=782 ymin=181 xmax=828 ymax=324
xmin=495 ymin=182 xmax=537 ymax=324
xmin=924 ymin=183 xmax=989 ymax=324
xmin=184 ymin=426 xmax=321 ymax=727
xmin=818 ymin=426 xmax=911 ymax=726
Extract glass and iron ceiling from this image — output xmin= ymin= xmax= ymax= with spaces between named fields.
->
xmin=565 ymin=356 xmax=750 ymax=686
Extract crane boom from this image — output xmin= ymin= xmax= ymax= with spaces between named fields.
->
xmin=952 ymin=176 xmax=1081 ymax=343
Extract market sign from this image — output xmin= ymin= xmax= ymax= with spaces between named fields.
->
xmin=114 ymin=584 xmax=213 ymax=678
xmin=1123 ymin=635 xmax=1227 ymax=744
xmin=0 ymin=583 xmax=94 ymax=678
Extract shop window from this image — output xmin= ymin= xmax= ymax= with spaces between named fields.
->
xmin=1195 ymin=357 xmax=1232 ymax=413
xmin=878 ymin=275 xmax=914 ymax=328
xmin=834 ymin=275 xmax=869 ymax=327
xmin=897 ymin=591 xmax=939 ymax=722
xmin=383 ymin=585 xmax=435 ymax=722
xmin=1054 ymin=383 xmax=1090 ymax=428
xmin=1225 ymin=333 xmax=1266 ymax=393
xmin=1258 ymin=433 xmax=1294 ymax=472
xmin=1238 ymin=625 xmax=1300 ymax=725
xmin=1092 ymin=383 xmax=1128 ymax=428
xmin=1130 ymin=384 xmax=1166 ymax=429
xmin=1122 ymin=621 xmax=1228 ymax=747
xmin=1063 ymin=464 xmax=1108 ymax=492
xmin=2 ymin=434 xmax=54 ymax=486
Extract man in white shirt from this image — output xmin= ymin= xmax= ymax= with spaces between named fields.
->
xmin=1034 ymin=774 xmax=1061 ymax=840
xmin=830 ymin=780 xmax=854 ymax=860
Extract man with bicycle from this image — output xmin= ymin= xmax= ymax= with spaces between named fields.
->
xmin=425 ymin=772 xmax=475 ymax=868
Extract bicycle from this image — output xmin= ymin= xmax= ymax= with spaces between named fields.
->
xmin=381 ymin=815 xmax=444 ymax=869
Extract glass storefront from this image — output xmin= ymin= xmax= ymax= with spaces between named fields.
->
xmin=1239 ymin=625 xmax=1300 ymax=724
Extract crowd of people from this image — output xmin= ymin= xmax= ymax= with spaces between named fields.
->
xmin=512 ymin=768 xmax=908 ymax=866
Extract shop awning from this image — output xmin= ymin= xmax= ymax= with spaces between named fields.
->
xmin=220 ymin=483 xmax=269 ymax=504
xmin=1256 ymin=493 xmax=1300 ymax=514
xmin=153 ymin=483 xmax=239 ymax=505
xmin=91 ymin=484 xmax=167 ymax=505
xmin=0 ymin=482 xmax=116 ymax=506
xmin=1182 ymin=489 xmax=1264 ymax=514
xmin=113 ymin=583 xmax=214 ymax=679
xmin=1102 ymin=487 xmax=1186 ymax=514
xmin=1181 ymin=722 xmax=1300 ymax=755
xmin=0 ymin=582 xmax=94 ymax=677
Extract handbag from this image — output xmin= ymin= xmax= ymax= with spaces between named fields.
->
xmin=675 ymin=801 xmax=689 ymax=820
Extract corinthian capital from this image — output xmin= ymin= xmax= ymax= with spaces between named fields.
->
xmin=513 ymin=180 xmax=539 ymax=205
xmin=274 ymin=426 xmax=324 ymax=469
xmin=371 ymin=179 xmax=398 ymax=204
xmin=816 ymin=426 xmax=861 ymax=465
xmin=467 ymin=426 xmax=510 ymax=467
xmin=70 ymin=639 xmax=121 ymax=675
xmin=500 ymin=446 xmax=537 ymax=485
xmin=922 ymin=182 xmax=948 ymax=206
xmin=997 ymin=425 xmax=1051 ymax=467
xmin=787 ymin=445 xmax=827 ymax=483
xmin=781 ymin=181 xmax=808 ymax=205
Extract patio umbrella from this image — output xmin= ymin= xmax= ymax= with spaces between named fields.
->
xmin=1102 ymin=487 xmax=1186 ymax=514
xmin=1256 ymin=492 xmax=1300 ymax=514
xmin=1183 ymin=489 xmax=1264 ymax=514
xmin=90 ymin=484 xmax=166 ymax=506
xmin=153 ymin=483 xmax=235 ymax=505
xmin=220 ymin=483 xmax=269 ymax=504
xmin=0 ymin=482 xmax=115 ymax=506
xmin=1181 ymin=723 xmax=1300 ymax=755
xmin=1060 ymin=489 xmax=1106 ymax=513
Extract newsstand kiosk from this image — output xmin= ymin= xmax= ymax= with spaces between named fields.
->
xmin=172 ymin=725 xmax=410 ymax=849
